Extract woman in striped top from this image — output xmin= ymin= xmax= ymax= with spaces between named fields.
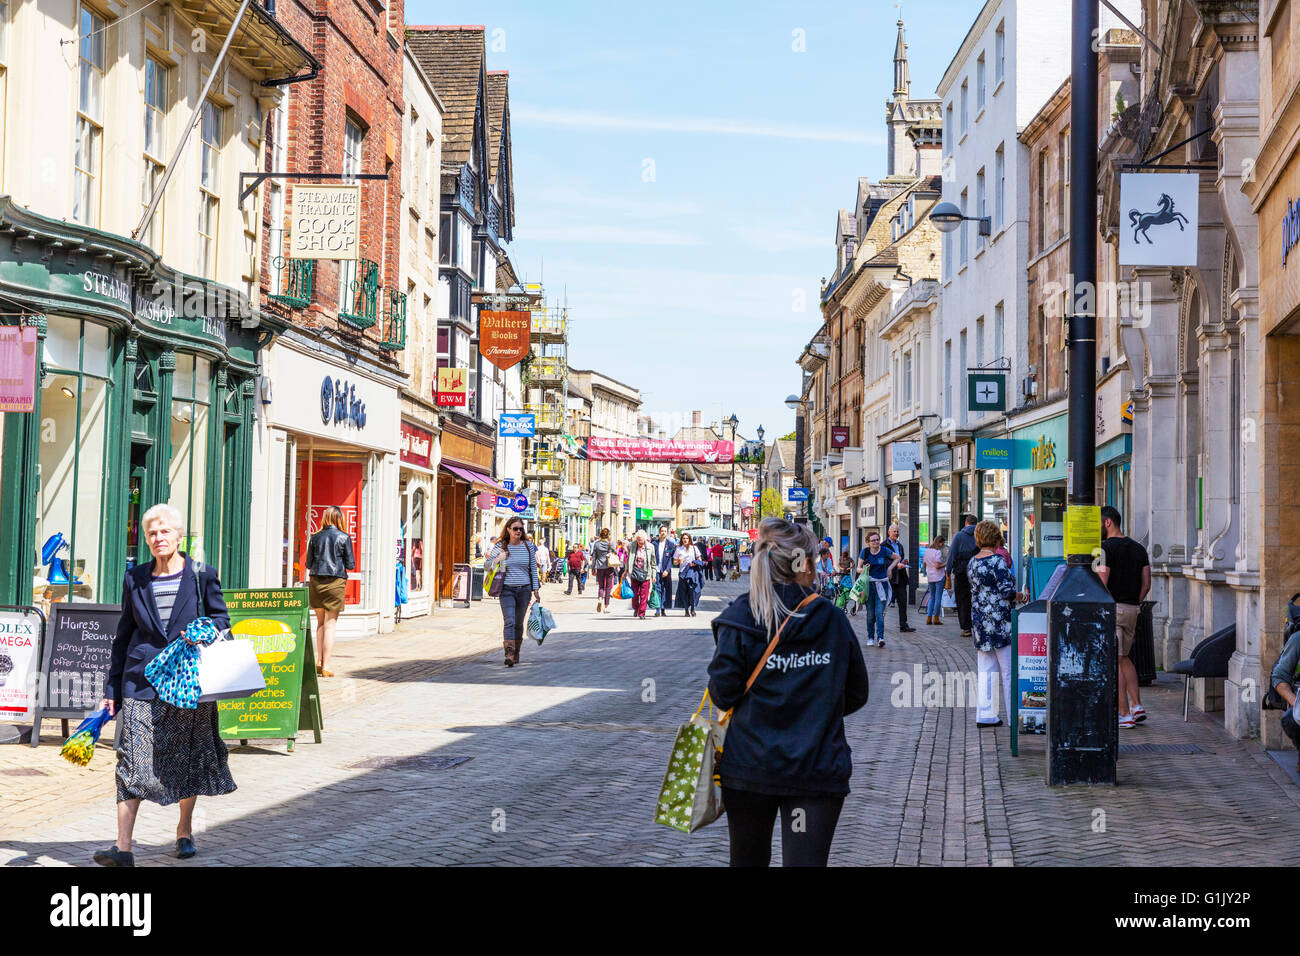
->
xmin=486 ymin=517 xmax=541 ymax=667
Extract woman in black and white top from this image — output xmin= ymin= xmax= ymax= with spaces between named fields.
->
xmin=486 ymin=517 xmax=541 ymax=667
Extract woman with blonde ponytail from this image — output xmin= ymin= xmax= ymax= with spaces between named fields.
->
xmin=707 ymin=518 xmax=869 ymax=867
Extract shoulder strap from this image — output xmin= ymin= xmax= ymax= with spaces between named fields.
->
xmin=742 ymin=592 xmax=821 ymax=695
xmin=192 ymin=558 xmax=207 ymax=619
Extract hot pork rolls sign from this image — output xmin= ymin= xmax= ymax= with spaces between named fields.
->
xmin=478 ymin=311 xmax=531 ymax=370
xmin=586 ymin=437 xmax=735 ymax=463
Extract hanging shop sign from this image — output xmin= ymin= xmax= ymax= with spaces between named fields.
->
xmin=499 ymin=413 xmax=536 ymax=438
xmin=510 ymin=492 xmax=529 ymax=514
xmin=479 ymin=311 xmax=532 ymax=370
xmin=539 ymin=497 xmax=562 ymax=522
xmin=586 ymin=436 xmax=734 ymax=463
xmin=471 ymin=291 xmax=544 ymax=309
xmin=787 ymin=487 xmax=810 ymax=502
xmin=968 ymin=373 xmax=1007 ymax=413
xmin=830 ymin=426 xmax=850 ymax=449
xmin=1121 ymin=401 xmax=1134 ymax=425
xmin=579 ymin=499 xmax=593 ymax=518
xmin=497 ymin=478 xmax=516 ymax=509
xmin=217 ymin=588 xmax=322 ymax=745
xmin=891 ymin=441 xmax=921 ymax=473
xmin=290 ymin=184 xmax=360 ymax=261
xmin=0 ymin=324 xmax=38 ymax=412
xmin=623 ymin=498 xmax=632 ymax=516
xmin=400 ymin=422 xmax=433 ymax=468
xmin=1118 ymin=173 xmax=1199 ymax=267
xmin=436 ymin=367 xmax=469 ymax=407
xmin=974 ymin=438 xmax=1022 ymax=470
xmin=636 ymin=507 xmax=654 ymax=522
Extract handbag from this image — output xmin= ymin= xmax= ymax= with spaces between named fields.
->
xmin=649 ymin=582 xmax=663 ymax=611
xmin=193 ymin=562 xmax=265 ymax=703
xmin=654 ymin=592 xmax=820 ymax=834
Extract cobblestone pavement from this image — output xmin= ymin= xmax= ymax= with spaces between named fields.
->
xmin=4 ymin=575 xmax=1300 ymax=867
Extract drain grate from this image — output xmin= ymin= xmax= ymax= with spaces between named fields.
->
xmin=349 ymin=754 xmax=472 ymax=772
xmin=0 ymin=767 xmax=49 ymax=776
xmin=1119 ymin=743 xmax=1206 ymax=755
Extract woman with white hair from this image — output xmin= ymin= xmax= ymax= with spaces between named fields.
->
xmin=707 ymin=518 xmax=869 ymax=867
xmin=626 ymin=529 xmax=655 ymax=619
xmin=96 ymin=503 xmax=235 ymax=867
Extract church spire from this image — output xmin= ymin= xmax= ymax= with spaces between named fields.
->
xmin=893 ymin=19 xmax=910 ymax=99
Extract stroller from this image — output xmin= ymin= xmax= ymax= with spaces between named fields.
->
xmin=832 ymin=571 xmax=857 ymax=615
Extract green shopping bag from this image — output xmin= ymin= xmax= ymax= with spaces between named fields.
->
xmin=649 ymin=581 xmax=663 ymax=611
xmin=654 ymin=691 xmax=727 ymax=833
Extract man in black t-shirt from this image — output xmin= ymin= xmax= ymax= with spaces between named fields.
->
xmin=1097 ymin=506 xmax=1151 ymax=729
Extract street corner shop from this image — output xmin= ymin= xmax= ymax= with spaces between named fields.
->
xmin=0 ymin=202 xmax=267 ymax=607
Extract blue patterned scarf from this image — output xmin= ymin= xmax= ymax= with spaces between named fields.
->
xmin=144 ymin=617 xmax=222 ymax=709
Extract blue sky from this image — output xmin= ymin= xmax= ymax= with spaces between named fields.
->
xmin=408 ymin=0 xmax=984 ymax=442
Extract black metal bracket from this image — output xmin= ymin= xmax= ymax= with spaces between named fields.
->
xmin=238 ymin=171 xmax=389 ymax=209
xmin=1122 ymin=126 xmax=1216 ymax=171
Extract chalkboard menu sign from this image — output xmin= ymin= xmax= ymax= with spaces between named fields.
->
xmin=40 ymin=603 xmax=120 ymax=719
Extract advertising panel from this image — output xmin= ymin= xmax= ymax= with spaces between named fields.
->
xmin=586 ymin=437 xmax=734 ymax=463
xmin=478 ymin=310 xmax=531 ymax=370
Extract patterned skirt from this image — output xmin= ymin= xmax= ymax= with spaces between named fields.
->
xmin=115 ymin=698 xmax=237 ymax=805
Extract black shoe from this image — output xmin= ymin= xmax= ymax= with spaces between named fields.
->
xmin=93 ymin=845 xmax=134 ymax=867
xmin=900 ymin=625 xmax=917 ymax=632
xmin=976 ymin=719 xmax=1004 ymax=729
xmin=175 ymin=836 xmax=196 ymax=859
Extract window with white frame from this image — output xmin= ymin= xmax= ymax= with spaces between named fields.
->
xmin=943 ymin=228 xmax=952 ymax=281
xmin=74 ymin=6 xmax=105 ymax=225
xmin=141 ymin=56 xmax=168 ymax=251
xmin=994 ymin=302 xmax=1005 ymax=364
xmin=975 ymin=316 xmax=985 ymax=368
xmin=903 ymin=350 xmax=913 ymax=406
xmin=995 ymin=144 xmax=1006 ymax=230
xmin=337 ymin=117 xmax=364 ymax=311
xmin=197 ymin=101 xmax=222 ymax=277
xmin=268 ymin=96 xmax=289 ymax=294
xmin=977 ymin=54 xmax=986 ymax=111
xmin=959 ymin=189 xmax=969 ymax=266
xmin=959 ymin=330 xmax=968 ymax=423
xmin=944 ymin=103 xmax=953 ymax=153
xmin=975 ymin=169 xmax=986 ymax=251
xmin=995 ymin=21 xmax=1006 ymax=85
xmin=944 ymin=339 xmax=952 ymax=420
xmin=960 ymin=80 xmax=969 ymax=133
xmin=1058 ymin=128 xmax=1070 ymax=241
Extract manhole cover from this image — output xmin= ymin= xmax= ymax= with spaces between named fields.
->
xmin=0 ymin=768 xmax=49 ymax=776
xmin=1119 ymin=743 xmax=1206 ymax=755
xmin=349 ymin=755 xmax=472 ymax=772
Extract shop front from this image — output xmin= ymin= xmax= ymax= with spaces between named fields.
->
xmin=885 ymin=440 xmax=924 ymax=602
xmin=1007 ymin=410 xmax=1069 ymax=596
xmin=0 ymin=204 xmax=266 ymax=608
xmin=1095 ymin=371 xmax=1132 ymax=516
xmin=250 ymin=334 xmax=402 ymax=637
xmin=437 ymin=422 xmax=505 ymax=604
xmin=846 ymin=483 xmax=878 ymax=556
xmin=399 ymin=420 xmax=440 ymax=619
xmin=927 ymin=442 xmax=952 ymax=545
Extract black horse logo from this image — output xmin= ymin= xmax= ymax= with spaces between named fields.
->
xmin=1129 ymin=193 xmax=1190 ymax=244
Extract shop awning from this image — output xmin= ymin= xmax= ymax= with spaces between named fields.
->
xmin=440 ymin=464 xmax=513 ymax=495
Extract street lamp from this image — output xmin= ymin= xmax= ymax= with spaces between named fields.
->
xmin=725 ymin=413 xmax=739 ymax=531
xmin=756 ymin=424 xmax=765 ymax=528
xmin=930 ymin=201 xmax=992 ymax=237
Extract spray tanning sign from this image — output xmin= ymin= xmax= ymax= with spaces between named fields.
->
xmin=1119 ymin=173 xmax=1198 ymax=267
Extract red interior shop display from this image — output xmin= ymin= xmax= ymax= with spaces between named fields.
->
xmin=296 ymin=459 xmax=364 ymax=605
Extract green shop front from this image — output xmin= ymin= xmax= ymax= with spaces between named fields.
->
xmin=0 ymin=205 xmax=270 ymax=609
xmin=1003 ymin=410 xmax=1069 ymax=597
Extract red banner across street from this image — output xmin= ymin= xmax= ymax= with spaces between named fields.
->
xmin=585 ymin=436 xmax=735 ymax=463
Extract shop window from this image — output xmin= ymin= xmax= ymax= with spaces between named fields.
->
xmin=140 ymin=56 xmax=167 ymax=251
xmin=410 ymin=488 xmax=425 ymax=592
xmin=36 ymin=316 xmax=111 ymax=602
xmin=74 ymin=7 xmax=105 ymax=226
xmin=167 ymin=354 xmax=211 ymax=561
xmin=439 ymin=212 xmax=452 ymax=264
xmin=198 ymin=101 xmax=222 ymax=277
xmin=337 ymin=117 xmax=365 ymax=312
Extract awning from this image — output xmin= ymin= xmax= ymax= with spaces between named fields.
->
xmin=440 ymin=464 xmax=513 ymax=495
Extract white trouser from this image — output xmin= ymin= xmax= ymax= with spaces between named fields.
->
xmin=976 ymin=645 xmax=1013 ymax=723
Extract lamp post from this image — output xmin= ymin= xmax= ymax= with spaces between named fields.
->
xmin=756 ymin=424 xmax=765 ymax=529
xmin=725 ymin=413 xmax=739 ymax=531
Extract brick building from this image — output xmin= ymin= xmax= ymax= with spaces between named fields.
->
xmin=247 ymin=0 xmax=409 ymax=637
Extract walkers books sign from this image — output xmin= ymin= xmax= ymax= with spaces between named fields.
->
xmin=1119 ymin=173 xmax=1198 ymax=267
xmin=479 ymin=310 xmax=531 ymax=370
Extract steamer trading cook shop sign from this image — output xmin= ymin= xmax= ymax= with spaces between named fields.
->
xmin=291 ymin=184 xmax=361 ymax=260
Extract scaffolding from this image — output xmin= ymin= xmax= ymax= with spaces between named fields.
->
xmin=521 ymin=289 xmax=569 ymax=539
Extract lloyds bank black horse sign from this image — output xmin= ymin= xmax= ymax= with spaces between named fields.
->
xmin=1119 ymin=173 xmax=1199 ymax=267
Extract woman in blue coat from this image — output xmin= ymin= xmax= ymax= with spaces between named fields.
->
xmin=96 ymin=503 xmax=235 ymax=867
xmin=673 ymin=532 xmax=704 ymax=616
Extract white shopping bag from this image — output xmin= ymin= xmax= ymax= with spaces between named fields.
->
xmin=942 ymin=588 xmax=957 ymax=610
xmin=196 ymin=637 xmax=266 ymax=702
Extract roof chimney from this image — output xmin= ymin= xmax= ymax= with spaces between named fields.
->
xmin=692 ymin=410 xmax=701 ymax=426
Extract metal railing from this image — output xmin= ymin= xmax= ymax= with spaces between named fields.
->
xmin=267 ymin=256 xmax=313 ymax=308
xmin=524 ymin=402 xmax=564 ymax=431
xmin=380 ymin=289 xmax=406 ymax=351
xmin=523 ymin=450 xmax=564 ymax=477
xmin=526 ymin=356 xmax=566 ymax=384
xmin=339 ymin=257 xmax=379 ymax=329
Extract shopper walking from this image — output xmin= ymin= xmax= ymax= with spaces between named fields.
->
xmin=857 ymin=531 xmax=900 ymax=647
xmin=652 ymin=525 xmax=675 ymax=616
xmin=305 ymin=505 xmax=355 ymax=678
xmin=535 ymin=539 xmax=551 ymax=582
xmin=591 ymin=528 xmax=616 ymax=613
xmin=708 ymin=518 xmax=869 ymax=867
xmin=711 ymin=539 xmax=725 ymax=581
xmin=923 ymin=534 xmax=947 ymax=625
xmin=627 ymin=529 xmax=656 ymax=619
xmin=945 ymin=515 xmax=980 ymax=637
xmin=967 ymin=521 xmax=1029 ymax=727
xmin=486 ymin=517 xmax=541 ymax=667
xmin=564 ymin=543 xmax=588 ymax=595
xmin=1097 ymin=506 xmax=1151 ymax=728
xmin=674 ymin=532 xmax=704 ymax=616
xmin=96 ymin=504 xmax=236 ymax=867
xmin=882 ymin=525 xmax=916 ymax=632
xmin=702 ymin=538 xmax=715 ymax=582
